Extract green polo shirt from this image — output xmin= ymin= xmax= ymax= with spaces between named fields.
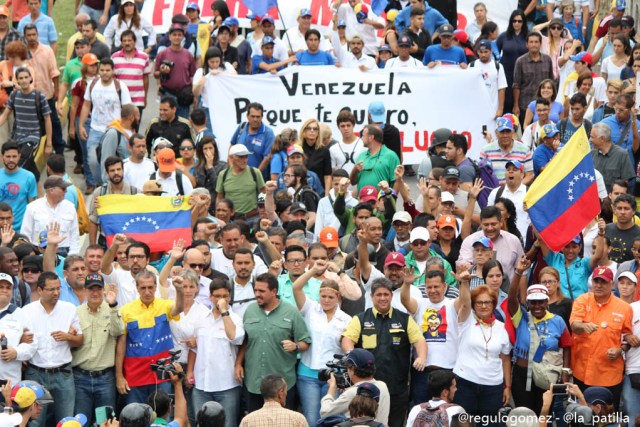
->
xmin=242 ymin=301 xmax=311 ymax=394
xmin=277 ymin=274 xmax=322 ymax=307
xmin=355 ymin=145 xmax=400 ymax=192
xmin=61 ymin=57 xmax=82 ymax=103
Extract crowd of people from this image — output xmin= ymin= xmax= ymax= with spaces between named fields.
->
xmin=1 ymin=0 xmax=640 ymax=427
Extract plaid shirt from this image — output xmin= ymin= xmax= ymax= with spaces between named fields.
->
xmin=0 ymin=28 xmax=23 ymax=61
xmin=239 ymin=402 xmax=308 ymax=427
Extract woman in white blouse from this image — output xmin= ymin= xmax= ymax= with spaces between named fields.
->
xmin=453 ymin=271 xmax=512 ymax=427
xmin=103 ymin=0 xmax=156 ymax=53
xmin=293 ymin=261 xmax=352 ymax=427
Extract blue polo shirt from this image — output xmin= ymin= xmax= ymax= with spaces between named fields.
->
xmin=251 ymin=54 xmax=279 ymax=74
xmin=17 ymin=13 xmax=57 ymax=46
xmin=532 ymin=144 xmax=556 ymax=176
xmin=296 ymin=50 xmax=335 ymax=66
xmin=422 ymin=45 xmax=467 ymax=65
xmin=230 ymin=122 xmax=275 ymax=169
xmin=601 ymin=115 xmax=640 ymax=165
xmin=59 ymin=277 xmax=82 ymax=306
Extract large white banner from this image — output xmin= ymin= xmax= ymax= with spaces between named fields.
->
xmin=205 ymin=66 xmax=496 ymax=165
xmin=142 ymin=0 xmax=517 ymax=36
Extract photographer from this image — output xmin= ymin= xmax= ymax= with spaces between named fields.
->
xmin=319 ymin=349 xmax=390 ymax=424
xmin=145 ymin=363 xmax=188 ymax=427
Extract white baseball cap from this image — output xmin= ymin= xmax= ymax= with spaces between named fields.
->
xmin=229 ymin=145 xmax=252 ymax=157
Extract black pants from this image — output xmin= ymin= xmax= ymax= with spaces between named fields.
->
xmin=247 ymin=385 xmax=297 ymax=413
xmin=511 ymin=364 xmax=545 ymax=414
xmin=574 ymin=377 xmax=623 ymax=411
xmin=47 ymin=98 xmax=65 ymax=154
xmin=388 ymin=389 xmax=409 ymax=427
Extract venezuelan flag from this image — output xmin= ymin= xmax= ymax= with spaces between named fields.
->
xmin=524 ymin=127 xmax=600 ymax=252
xmin=97 ymin=195 xmax=192 ymax=252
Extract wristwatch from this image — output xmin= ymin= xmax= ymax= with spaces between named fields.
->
xmin=108 ymin=301 xmax=118 ymax=308
xmin=295 ymin=343 xmax=300 ymax=352
xmin=221 ymin=311 xmax=230 ymax=317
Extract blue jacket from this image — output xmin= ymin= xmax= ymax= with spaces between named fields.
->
xmin=394 ymin=1 xmax=448 ymax=35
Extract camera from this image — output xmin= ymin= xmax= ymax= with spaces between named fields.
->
xmin=160 ymin=60 xmax=174 ymax=82
xmin=162 ymin=60 xmax=175 ymax=68
xmin=553 ymin=384 xmax=569 ymax=395
xmin=150 ymin=349 xmax=183 ymax=380
xmin=318 ymin=354 xmax=351 ymax=389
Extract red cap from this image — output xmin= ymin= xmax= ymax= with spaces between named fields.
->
xmin=384 ymin=252 xmax=405 ymax=268
xmin=591 ymin=266 xmax=614 ymax=282
xmin=359 ymin=186 xmax=378 ymax=203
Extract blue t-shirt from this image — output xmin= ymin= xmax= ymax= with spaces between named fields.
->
xmin=527 ymin=100 xmax=564 ymax=123
xmin=17 ymin=13 xmax=57 ymax=46
xmin=251 ymin=54 xmax=279 ymax=74
xmin=295 ymin=50 xmax=335 ymax=66
xmin=422 ymin=45 xmax=467 ymax=65
xmin=270 ymin=151 xmax=287 ymax=176
xmin=230 ymin=122 xmax=275 ymax=168
xmin=543 ymin=251 xmax=592 ymax=299
xmin=0 ymin=168 xmax=37 ymax=231
xmin=532 ymin=143 xmax=556 ymax=176
xmin=601 ymin=115 xmax=640 ymax=165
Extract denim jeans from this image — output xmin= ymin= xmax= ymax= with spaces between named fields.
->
xmin=25 ymin=365 xmax=75 ymax=427
xmin=201 ymin=106 xmax=213 ymax=134
xmin=297 ymin=374 xmax=327 ymax=426
xmin=126 ymin=382 xmax=172 ymax=405
xmin=192 ymin=387 xmax=240 ymax=427
xmin=79 ymin=4 xmax=106 ymax=33
xmin=86 ymin=128 xmax=105 ymax=186
xmin=76 ymin=117 xmax=95 ymax=186
xmin=622 ymin=375 xmax=640 ymax=423
xmin=73 ymin=368 xmax=116 ymax=425
xmin=454 ymin=375 xmax=504 ymax=427
xmin=47 ymin=98 xmax=65 ymax=155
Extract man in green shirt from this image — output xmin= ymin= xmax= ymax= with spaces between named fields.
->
xmin=236 ymin=272 xmax=311 ymax=412
xmin=274 ymin=244 xmax=321 ymax=307
xmin=216 ymin=144 xmax=266 ymax=222
xmin=349 ymin=124 xmax=400 ymax=192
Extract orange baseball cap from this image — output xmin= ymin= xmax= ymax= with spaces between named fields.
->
xmin=157 ymin=148 xmax=176 ymax=173
xmin=81 ymin=53 xmax=99 ymax=65
xmin=0 ymin=6 xmax=9 ymax=16
xmin=320 ymin=227 xmax=339 ymax=248
xmin=437 ymin=214 xmax=457 ymax=229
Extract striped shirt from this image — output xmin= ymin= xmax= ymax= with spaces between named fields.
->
xmin=112 ymin=50 xmax=151 ymax=107
xmin=479 ymin=140 xmax=533 ymax=183
xmin=7 ymin=89 xmax=50 ymax=144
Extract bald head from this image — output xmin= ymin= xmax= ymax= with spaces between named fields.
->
xmin=184 ymin=248 xmax=205 ymax=265
xmin=75 ymin=12 xmax=90 ymax=28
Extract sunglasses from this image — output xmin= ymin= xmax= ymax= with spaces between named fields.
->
xmin=186 ymin=263 xmax=206 ymax=270
xmin=23 ymin=268 xmax=41 ymax=274
xmin=512 ymin=19 xmax=523 ymax=23
xmin=179 ymin=146 xmax=194 ymax=151
xmin=550 ymin=26 xmax=563 ymax=30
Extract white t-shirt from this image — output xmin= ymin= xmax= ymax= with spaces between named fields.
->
xmin=384 ymin=57 xmax=424 ymax=68
xmin=626 ymin=301 xmax=640 ymax=374
xmin=414 ymin=298 xmax=459 ymax=369
xmin=123 ymin=157 xmax=156 ymax=191
xmin=454 ymin=314 xmax=511 ymax=385
xmin=155 ymin=171 xmax=194 ymax=196
xmin=472 ymin=59 xmax=507 ymax=115
xmin=564 ymin=75 xmax=607 ymax=104
xmin=329 ymin=138 xmax=365 ymax=174
xmin=210 ymin=248 xmax=268 ymax=281
xmin=84 ymin=80 xmax=132 ymax=132
xmin=406 ymin=400 xmax=467 ymax=426
xmin=283 ymin=26 xmax=332 ymax=54
xmin=521 ymin=121 xmax=546 ymax=150
xmin=601 ymin=57 xmax=625 ymax=82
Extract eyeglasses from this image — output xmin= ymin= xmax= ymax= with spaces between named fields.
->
xmin=540 ymin=280 xmax=558 ymax=285
xmin=128 ymin=254 xmax=146 ymax=259
xmin=512 ymin=19 xmax=523 ymax=23
xmin=475 ymin=300 xmax=493 ymax=306
xmin=186 ymin=263 xmax=206 ymax=270
xmin=306 ymin=127 xmax=319 ymax=132
xmin=615 ymin=107 xmax=630 ymax=113
xmin=550 ymin=26 xmax=563 ymax=30
xmin=179 ymin=146 xmax=194 ymax=151
xmin=286 ymin=259 xmax=306 ymax=264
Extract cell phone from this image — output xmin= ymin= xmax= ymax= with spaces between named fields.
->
xmin=95 ymin=406 xmax=115 ymax=425
xmin=482 ymin=125 xmax=487 ymax=135
xmin=552 ymin=384 xmax=568 ymax=395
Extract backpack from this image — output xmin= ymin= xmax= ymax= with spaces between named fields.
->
xmin=229 ymin=275 xmax=256 ymax=306
xmin=96 ymin=127 xmax=127 ymax=166
xmin=470 ymin=57 xmax=500 ymax=72
xmin=220 ymin=166 xmax=260 ymax=196
xmin=557 ymin=118 xmax=592 ymax=145
xmin=9 ymin=88 xmax=45 ymax=136
xmin=412 ymin=402 xmax=459 ymax=427
xmin=471 ymin=158 xmax=500 ymax=208
xmin=335 ymin=419 xmax=383 ymax=427
xmin=295 ymin=185 xmax=321 ymax=209
xmin=150 ymin=170 xmax=185 ymax=196
xmin=88 ymin=77 xmax=123 ymax=105
xmin=76 ymin=187 xmax=90 ymax=235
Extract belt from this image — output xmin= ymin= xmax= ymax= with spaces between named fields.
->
xmin=74 ymin=366 xmax=113 ymax=376
xmin=28 ymin=363 xmax=71 ymax=374
xmin=236 ymin=209 xmax=258 ymax=219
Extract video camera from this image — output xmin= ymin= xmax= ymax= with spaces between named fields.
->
xmin=150 ymin=349 xmax=183 ymax=381
xmin=318 ymin=354 xmax=351 ymax=389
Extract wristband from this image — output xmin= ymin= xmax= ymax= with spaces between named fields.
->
xmin=295 ymin=343 xmax=300 ymax=351
xmin=108 ymin=301 xmax=118 ymax=308
xmin=221 ymin=311 xmax=230 ymax=317
xmin=504 ymin=385 xmax=511 ymax=389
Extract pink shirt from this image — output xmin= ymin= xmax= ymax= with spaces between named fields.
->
xmin=27 ymin=43 xmax=59 ymax=100
xmin=112 ymin=50 xmax=151 ymax=107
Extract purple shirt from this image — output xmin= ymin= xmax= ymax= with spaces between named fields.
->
xmin=155 ymin=47 xmax=196 ymax=93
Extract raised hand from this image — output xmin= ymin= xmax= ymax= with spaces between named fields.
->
xmin=112 ymin=233 xmax=127 ymax=247
xmin=0 ymin=224 xmax=15 ymax=246
xmin=419 ymin=177 xmax=429 ymax=196
xmin=172 ymin=275 xmax=184 ymax=292
xmin=169 ymin=239 xmax=186 ymax=261
xmin=403 ymin=266 xmax=421 ymax=286
xmin=46 ymin=222 xmax=66 ymax=246
xmin=105 ymin=284 xmax=118 ymax=305
xmin=468 ymin=178 xmax=484 ymax=200
xmin=338 ymin=177 xmax=350 ymax=194
xmin=255 ymin=230 xmax=269 ymax=243
xmin=265 ymin=181 xmax=278 ymax=194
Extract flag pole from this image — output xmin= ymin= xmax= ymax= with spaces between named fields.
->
xmin=275 ymin=1 xmax=294 ymax=54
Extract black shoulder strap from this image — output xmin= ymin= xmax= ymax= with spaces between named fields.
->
xmin=18 ymin=282 xmax=26 ymax=308
xmin=100 ymin=183 xmax=109 ymax=196
xmin=495 ymin=185 xmax=505 ymax=201
xmin=175 ymin=170 xmax=185 ymax=196
xmin=220 ymin=167 xmax=230 ymax=195
xmin=150 ymin=171 xmax=156 ymax=180
xmin=114 ymin=79 xmax=122 ymax=104
xmin=559 ymin=118 xmax=567 ymax=140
